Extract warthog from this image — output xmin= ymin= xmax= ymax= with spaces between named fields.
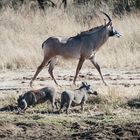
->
xmin=59 ymin=82 xmax=97 ymax=114
xmin=17 ymin=87 xmax=57 ymax=112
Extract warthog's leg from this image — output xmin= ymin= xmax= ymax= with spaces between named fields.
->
xmin=89 ymin=56 xmax=107 ymax=86
xmin=66 ymin=100 xmax=72 ymax=114
xmin=50 ymin=96 xmax=56 ymax=112
xmin=80 ymin=100 xmax=86 ymax=112
xmin=54 ymin=101 xmax=59 ymax=110
xmin=80 ymin=96 xmax=86 ymax=112
xmin=48 ymin=57 xmax=58 ymax=85
xmin=59 ymin=101 xmax=65 ymax=113
xmin=30 ymin=57 xmax=51 ymax=87
xmin=51 ymin=102 xmax=55 ymax=112
xmin=73 ymin=57 xmax=85 ymax=85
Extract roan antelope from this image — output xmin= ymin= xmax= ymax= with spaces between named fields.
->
xmin=30 ymin=12 xmax=121 ymax=87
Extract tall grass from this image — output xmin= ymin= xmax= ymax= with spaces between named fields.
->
xmin=0 ymin=4 xmax=139 ymax=69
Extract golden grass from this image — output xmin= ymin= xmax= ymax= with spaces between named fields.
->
xmin=0 ymin=6 xmax=139 ymax=69
xmin=0 ymin=5 xmax=139 ymax=136
xmin=0 ymin=83 xmax=139 ymax=130
xmin=97 ymin=14 xmax=140 ymax=68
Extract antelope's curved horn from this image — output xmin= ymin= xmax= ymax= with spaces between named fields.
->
xmin=101 ymin=11 xmax=112 ymax=22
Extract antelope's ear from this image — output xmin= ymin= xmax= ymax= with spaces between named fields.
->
xmin=104 ymin=19 xmax=107 ymax=26
xmin=106 ymin=21 xmax=112 ymax=27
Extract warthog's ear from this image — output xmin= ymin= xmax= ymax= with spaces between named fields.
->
xmin=82 ymin=82 xmax=88 ymax=86
xmin=82 ymin=82 xmax=85 ymax=86
xmin=85 ymin=82 xmax=88 ymax=86
xmin=30 ymin=91 xmax=37 ymax=103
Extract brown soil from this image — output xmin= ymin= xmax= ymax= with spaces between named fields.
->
xmin=71 ymin=122 xmax=140 ymax=140
xmin=0 ymin=122 xmax=68 ymax=140
xmin=0 ymin=121 xmax=139 ymax=140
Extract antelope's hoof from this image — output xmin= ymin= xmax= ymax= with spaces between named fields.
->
xmin=57 ymin=84 xmax=61 ymax=87
xmin=104 ymin=82 xmax=108 ymax=86
xmin=73 ymin=81 xmax=76 ymax=86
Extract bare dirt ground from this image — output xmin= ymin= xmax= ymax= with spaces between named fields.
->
xmin=0 ymin=66 xmax=140 ymax=139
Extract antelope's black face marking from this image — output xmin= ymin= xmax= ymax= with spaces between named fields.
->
xmin=109 ymin=27 xmax=121 ymax=38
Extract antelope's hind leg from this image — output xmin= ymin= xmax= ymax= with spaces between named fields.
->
xmin=89 ymin=56 xmax=107 ymax=86
xmin=30 ymin=57 xmax=51 ymax=87
xmin=48 ymin=57 xmax=58 ymax=85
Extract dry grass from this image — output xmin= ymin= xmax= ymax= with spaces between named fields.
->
xmin=0 ymin=81 xmax=139 ymax=139
xmin=0 ymin=86 xmax=139 ymax=130
xmin=0 ymin=5 xmax=139 ymax=69
xmin=96 ymin=85 xmax=139 ymax=114
xmin=97 ymin=14 xmax=140 ymax=68
xmin=0 ymin=91 xmax=18 ymax=106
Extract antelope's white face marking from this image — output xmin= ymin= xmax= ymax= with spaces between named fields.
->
xmin=109 ymin=27 xmax=122 ymax=38
xmin=113 ymin=27 xmax=122 ymax=37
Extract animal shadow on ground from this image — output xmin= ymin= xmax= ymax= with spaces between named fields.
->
xmin=127 ymin=98 xmax=140 ymax=109
xmin=0 ymin=104 xmax=18 ymax=112
xmin=0 ymin=104 xmax=60 ymax=115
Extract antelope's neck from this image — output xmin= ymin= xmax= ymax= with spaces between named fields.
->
xmin=91 ymin=27 xmax=109 ymax=51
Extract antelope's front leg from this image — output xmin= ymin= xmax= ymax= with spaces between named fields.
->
xmin=48 ymin=57 xmax=59 ymax=85
xmin=73 ymin=57 xmax=85 ymax=85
